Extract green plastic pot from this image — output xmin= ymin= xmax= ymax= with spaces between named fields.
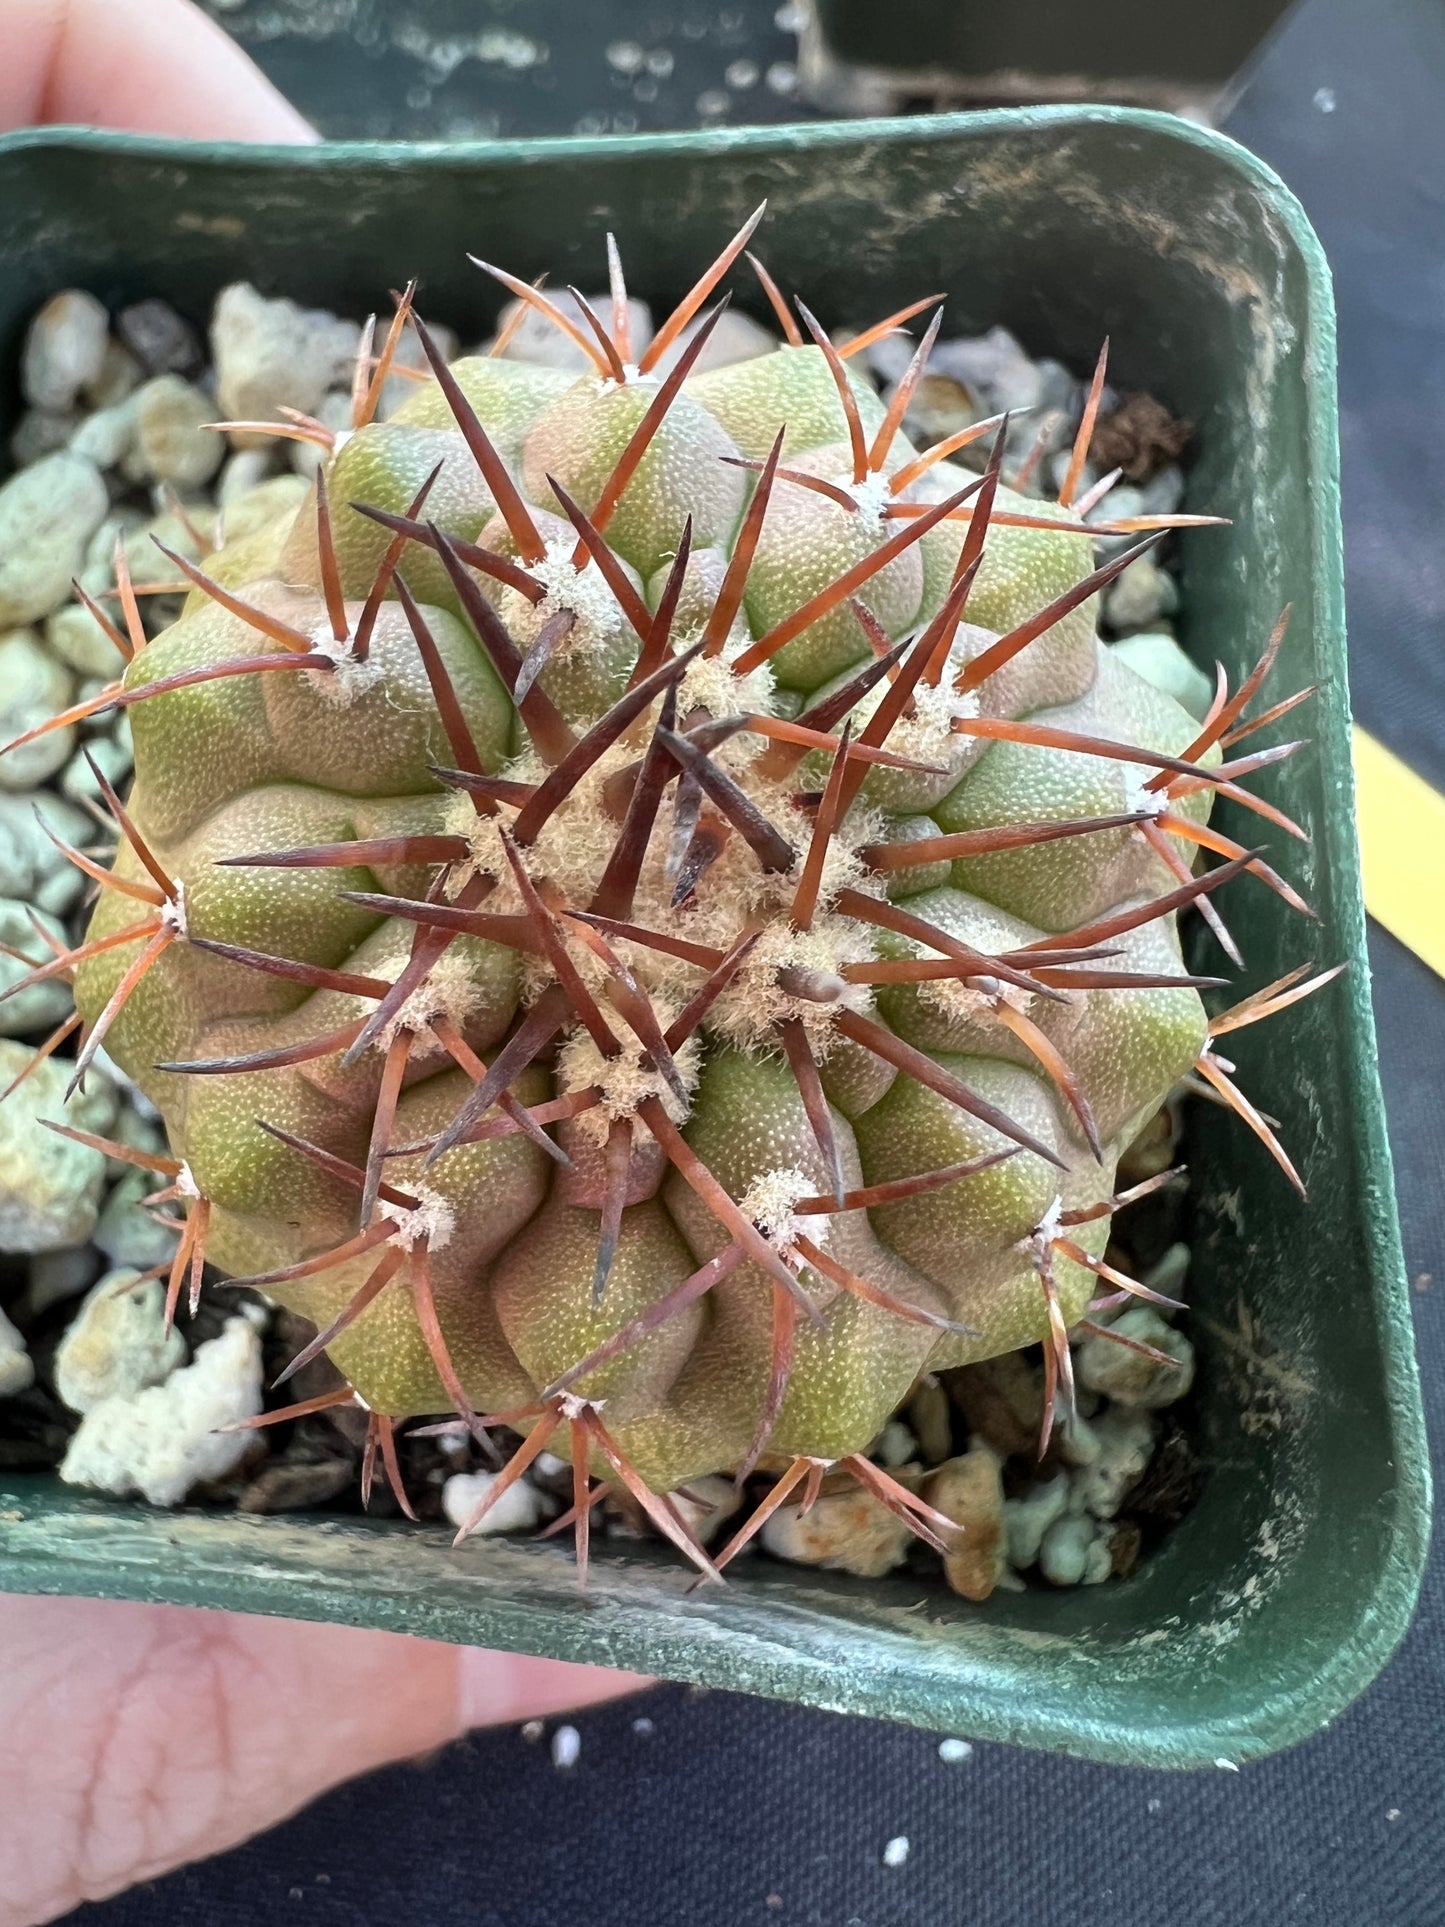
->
xmin=0 ymin=109 xmax=1427 ymax=1768
xmin=802 ymin=0 xmax=1295 ymax=115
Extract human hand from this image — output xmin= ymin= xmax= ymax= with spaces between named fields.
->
xmin=0 ymin=1592 xmax=649 ymax=1924
xmin=1 ymin=0 xmax=318 ymax=140
xmin=0 ymin=7 xmax=650 ymax=1923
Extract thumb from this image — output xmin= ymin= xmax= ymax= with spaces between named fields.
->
xmin=0 ymin=0 xmax=319 ymax=139
xmin=0 ymin=1591 xmax=648 ymax=1926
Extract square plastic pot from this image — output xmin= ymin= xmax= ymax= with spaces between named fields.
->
xmin=0 ymin=109 xmax=1427 ymax=1768
xmin=802 ymin=0 xmax=1295 ymax=115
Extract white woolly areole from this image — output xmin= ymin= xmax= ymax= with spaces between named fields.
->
xmin=159 ymin=880 xmax=188 ymax=939
xmin=709 ymin=914 xmax=876 ymax=1054
xmin=371 ymin=945 xmax=489 ymax=1052
xmin=666 ymin=774 xmax=879 ymax=942
xmin=847 ymin=653 xmax=981 ymax=768
xmin=529 ymin=537 xmax=630 ymax=645
xmin=442 ymin=743 xmax=626 ymax=917
xmin=1016 ymin=1193 xmax=1065 ymax=1261
xmin=174 ymin=1161 xmax=201 ymax=1200
xmin=305 ymin=627 xmax=387 ymax=705
xmin=789 ymin=796 xmax=883 ymax=916
xmin=737 ymin=1165 xmax=828 ymax=1261
xmin=1121 ymin=764 xmax=1169 ymax=819
xmin=438 ymin=743 xmax=883 ymax=1022
xmin=555 ymin=1009 xmax=702 ymax=1142
xmin=911 ymin=674 xmax=978 ymax=740
xmin=917 ymin=975 xmax=997 ymax=1026
xmin=380 ymin=1185 xmax=456 ymax=1252
xmin=413 ymin=633 xmax=924 ymax=1078
xmin=445 ymin=794 xmax=520 ymax=902
xmin=676 ymin=640 xmax=777 ymax=746
xmin=917 ymin=969 xmax=1039 ymax=1029
xmin=847 ymin=472 xmax=893 ymax=524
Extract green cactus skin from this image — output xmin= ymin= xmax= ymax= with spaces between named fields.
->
xmin=44 ymin=221 xmax=1316 ymax=1566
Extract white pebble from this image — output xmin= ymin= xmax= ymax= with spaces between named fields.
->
xmin=129 ymin=375 xmax=225 ymax=487
xmin=92 ymin=1166 xmax=178 ymax=1271
xmin=54 ymin=1266 xmax=187 ymax=1412
xmin=1103 ymin=554 xmax=1178 ymax=635
xmin=551 ymin=1724 xmax=581 ymax=1769
xmin=10 ymin=407 xmax=79 ymax=466
xmin=1076 ymin=1408 xmax=1157 ymax=1519
xmin=1077 ymin=1310 xmax=1194 ymax=1409
xmin=68 ymin=394 xmax=140 ymax=471
xmin=0 ymin=1040 xmax=114 ymax=1251
xmin=217 ymin=446 xmax=275 ymax=508
xmin=668 ymin=1473 xmax=742 ymax=1544
xmin=937 ymin=1738 xmax=972 ymax=1764
xmin=22 ymin=290 xmax=110 ymax=412
xmin=1215 ymin=1757 xmax=1240 ymax=1772
xmin=519 ymin=1719 xmax=544 ymax=1743
xmin=646 ymin=308 xmax=777 ymax=378
xmin=0 ymin=791 xmax=95 ymax=914
xmin=882 ymin=1836 xmax=910 ymax=1868
xmin=45 ymin=599 xmax=125 ymax=678
xmin=760 ymin=1482 xmax=914 ymax=1578
xmin=492 ymin=292 xmax=651 ymax=372
xmin=632 ymin=1717 xmax=654 ymax=1737
xmin=211 ymin=282 xmax=360 ymax=447
xmin=86 ymin=337 xmax=143 ymax=410
xmin=442 ymin=1468 xmax=547 ymax=1535
xmin=0 ymin=898 xmax=72 ymax=1036
xmin=0 ymin=453 xmax=109 ymax=628
xmin=288 ymin=391 xmax=353 ymax=481
xmin=0 ymin=1305 xmax=34 ymax=1398
xmin=60 ymin=1315 xmax=263 ymax=1505
xmin=1004 ymin=1472 xmax=1072 ymax=1572
xmin=873 ymin=1420 xmax=916 ymax=1468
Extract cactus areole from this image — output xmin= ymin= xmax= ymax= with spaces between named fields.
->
xmin=25 ymin=214 xmax=1329 ymax=1578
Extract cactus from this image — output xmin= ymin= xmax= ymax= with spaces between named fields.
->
xmin=3 ymin=213 xmax=1331 ymax=1579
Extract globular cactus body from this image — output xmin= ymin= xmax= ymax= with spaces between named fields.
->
xmin=18 ymin=217 xmax=1322 ymax=1567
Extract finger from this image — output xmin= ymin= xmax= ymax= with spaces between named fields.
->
xmin=458 ymin=1647 xmax=653 ymax=1729
xmin=0 ymin=0 xmax=318 ymax=139
xmin=0 ymin=1592 xmax=648 ymax=1926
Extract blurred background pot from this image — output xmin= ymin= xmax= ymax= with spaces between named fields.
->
xmin=800 ymin=0 xmax=1297 ymax=119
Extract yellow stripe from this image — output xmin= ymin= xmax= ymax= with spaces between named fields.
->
xmin=1353 ymin=726 xmax=1445 ymax=979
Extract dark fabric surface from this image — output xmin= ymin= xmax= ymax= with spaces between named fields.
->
xmin=67 ymin=0 xmax=1445 ymax=1920
xmin=195 ymin=0 xmax=812 ymax=142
